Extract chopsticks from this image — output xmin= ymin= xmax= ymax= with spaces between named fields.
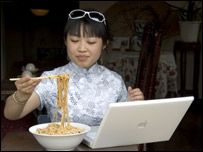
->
xmin=9 ymin=75 xmax=59 ymax=81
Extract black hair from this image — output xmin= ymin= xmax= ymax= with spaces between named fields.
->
xmin=63 ymin=9 xmax=112 ymax=46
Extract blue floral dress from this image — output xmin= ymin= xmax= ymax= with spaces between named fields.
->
xmin=35 ymin=61 xmax=127 ymax=126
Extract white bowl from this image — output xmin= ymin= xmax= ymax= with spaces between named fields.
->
xmin=29 ymin=122 xmax=91 ymax=151
xmin=26 ymin=63 xmax=36 ymax=72
xmin=22 ymin=70 xmax=32 ymax=77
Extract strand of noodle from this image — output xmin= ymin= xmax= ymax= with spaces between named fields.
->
xmin=52 ymin=107 xmax=59 ymax=122
xmin=63 ymin=77 xmax=67 ymax=127
xmin=66 ymin=78 xmax=70 ymax=126
xmin=61 ymin=76 xmax=66 ymax=128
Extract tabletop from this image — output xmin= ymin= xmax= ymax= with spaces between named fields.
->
xmin=1 ymin=131 xmax=138 ymax=151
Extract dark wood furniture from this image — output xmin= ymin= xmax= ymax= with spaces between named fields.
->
xmin=1 ymin=131 xmax=138 ymax=151
xmin=134 ymin=22 xmax=163 ymax=100
xmin=174 ymin=41 xmax=201 ymax=99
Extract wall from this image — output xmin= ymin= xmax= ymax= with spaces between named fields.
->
xmin=198 ymin=27 xmax=202 ymax=99
xmin=1 ymin=1 xmax=78 ymax=75
xmin=79 ymin=1 xmax=117 ymax=13
xmin=1 ymin=4 xmax=6 ymax=82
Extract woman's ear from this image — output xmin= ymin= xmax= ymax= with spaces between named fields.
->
xmin=103 ymin=45 xmax=106 ymax=50
xmin=103 ymin=40 xmax=109 ymax=50
xmin=64 ymin=37 xmax=67 ymax=46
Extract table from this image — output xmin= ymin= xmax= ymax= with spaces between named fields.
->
xmin=174 ymin=41 xmax=201 ymax=99
xmin=1 ymin=131 xmax=138 ymax=151
xmin=104 ymin=50 xmax=178 ymax=99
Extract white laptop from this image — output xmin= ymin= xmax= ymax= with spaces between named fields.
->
xmin=82 ymin=96 xmax=194 ymax=149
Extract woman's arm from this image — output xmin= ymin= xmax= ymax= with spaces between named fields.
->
xmin=4 ymin=91 xmax=40 ymax=120
xmin=4 ymin=75 xmax=41 ymax=120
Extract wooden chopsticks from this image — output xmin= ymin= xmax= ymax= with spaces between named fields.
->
xmin=9 ymin=75 xmax=59 ymax=81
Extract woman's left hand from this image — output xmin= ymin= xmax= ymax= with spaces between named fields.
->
xmin=127 ymin=86 xmax=144 ymax=101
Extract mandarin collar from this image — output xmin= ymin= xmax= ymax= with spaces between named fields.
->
xmin=69 ymin=61 xmax=99 ymax=75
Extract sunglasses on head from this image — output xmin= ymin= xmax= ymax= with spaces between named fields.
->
xmin=68 ymin=9 xmax=106 ymax=25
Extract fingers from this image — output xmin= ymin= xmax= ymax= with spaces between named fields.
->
xmin=128 ymin=88 xmax=141 ymax=95
xmin=128 ymin=86 xmax=132 ymax=92
xmin=130 ymin=94 xmax=144 ymax=100
xmin=15 ymin=74 xmax=41 ymax=94
xmin=128 ymin=87 xmax=144 ymax=101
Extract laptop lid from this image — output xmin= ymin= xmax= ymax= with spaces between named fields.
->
xmin=83 ymin=96 xmax=194 ymax=149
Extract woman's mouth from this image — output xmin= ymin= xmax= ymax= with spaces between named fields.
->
xmin=77 ymin=56 xmax=88 ymax=61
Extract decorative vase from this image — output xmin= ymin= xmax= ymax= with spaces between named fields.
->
xmin=130 ymin=20 xmax=147 ymax=52
xmin=179 ymin=21 xmax=201 ymax=42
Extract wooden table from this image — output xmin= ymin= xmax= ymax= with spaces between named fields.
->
xmin=1 ymin=131 xmax=138 ymax=151
xmin=174 ymin=41 xmax=201 ymax=99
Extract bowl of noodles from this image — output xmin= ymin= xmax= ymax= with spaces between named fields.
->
xmin=29 ymin=122 xmax=91 ymax=151
xmin=29 ymin=73 xmax=91 ymax=150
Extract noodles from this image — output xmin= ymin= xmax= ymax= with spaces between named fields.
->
xmin=36 ymin=123 xmax=84 ymax=135
xmin=36 ymin=73 xmax=85 ymax=135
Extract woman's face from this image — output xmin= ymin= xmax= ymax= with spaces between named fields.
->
xmin=65 ymin=27 xmax=105 ymax=69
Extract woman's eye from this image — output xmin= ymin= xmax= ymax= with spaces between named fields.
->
xmin=88 ymin=42 xmax=96 ymax=44
xmin=71 ymin=40 xmax=79 ymax=43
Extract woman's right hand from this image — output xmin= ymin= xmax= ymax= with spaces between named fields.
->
xmin=4 ymin=74 xmax=41 ymax=120
xmin=14 ymin=74 xmax=41 ymax=100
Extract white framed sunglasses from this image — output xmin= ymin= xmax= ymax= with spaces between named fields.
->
xmin=68 ymin=9 xmax=106 ymax=25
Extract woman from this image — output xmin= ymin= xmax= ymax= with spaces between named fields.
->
xmin=4 ymin=9 xmax=144 ymax=126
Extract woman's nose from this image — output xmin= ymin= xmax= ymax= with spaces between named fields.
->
xmin=78 ymin=41 xmax=87 ymax=52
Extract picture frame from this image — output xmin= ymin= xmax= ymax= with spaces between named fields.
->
xmin=112 ymin=37 xmax=130 ymax=50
